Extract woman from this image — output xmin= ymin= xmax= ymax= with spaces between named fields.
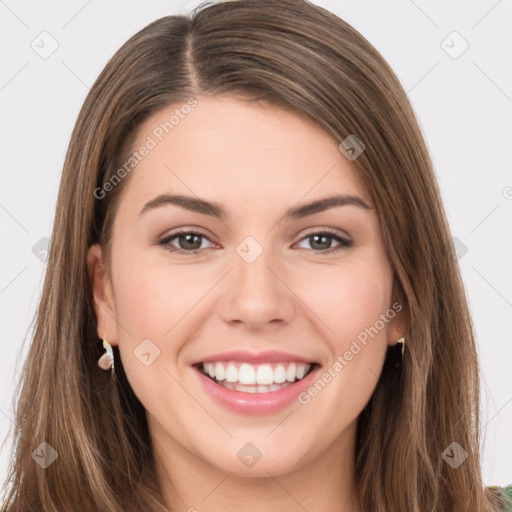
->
xmin=1 ymin=0 xmax=510 ymax=510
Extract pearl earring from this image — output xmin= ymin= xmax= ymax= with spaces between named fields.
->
xmin=98 ymin=337 xmax=115 ymax=376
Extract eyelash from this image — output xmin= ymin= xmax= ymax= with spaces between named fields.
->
xmin=157 ymin=229 xmax=353 ymax=255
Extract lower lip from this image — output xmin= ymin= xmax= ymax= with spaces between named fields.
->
xmin=193 ymin=365 xmax=319 ymax=415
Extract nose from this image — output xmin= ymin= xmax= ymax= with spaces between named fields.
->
xmin=219 ymin=242 xmax=296 ymax=330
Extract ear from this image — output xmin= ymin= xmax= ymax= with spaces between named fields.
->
xmin=386 ymin=285 xmax=409 ymax=347
xmin=87 ymin=243 xmax=119 ymax=346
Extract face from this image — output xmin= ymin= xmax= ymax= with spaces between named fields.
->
xmin=88 ymin=95 xmax=405 ymax=481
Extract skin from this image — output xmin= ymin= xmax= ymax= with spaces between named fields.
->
xmin=87 ymin=95 xmax=406 ymax=512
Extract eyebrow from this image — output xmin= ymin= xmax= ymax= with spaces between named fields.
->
xmin=139 ymin=193 xmax=373 ymax=220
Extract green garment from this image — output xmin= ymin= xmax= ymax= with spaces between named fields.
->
xmin=487 ymin=484 xmax=512 ymax=511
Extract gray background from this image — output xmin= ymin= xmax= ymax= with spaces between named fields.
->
xmin=1 ymin=0 xmax=511 ymax=488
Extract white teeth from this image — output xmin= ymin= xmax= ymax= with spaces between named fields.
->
xmin=225 ymin=364 xmax=238 ymax=383
xmin=274 ymin=364 xmax=287 ymax=383
xmin=256 ymin=365 xmax=274 ymax=385
xmin=221 ymin=381 xmax=294 ymax=393
xmin=215 ymin=362 xmax=225 ymax=381
xmin=239 ymin=363 xmax=256 ymax=385
xmin=296 ymin=364 xmax=307 ymax=379
xmin=286 ymin=363 xmax=297 ymax=382
xmin=200 ymin=361 xmax=312 ymax=386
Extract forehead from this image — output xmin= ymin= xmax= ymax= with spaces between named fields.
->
xmin=117 ymin=95 xmax=372 ymax=218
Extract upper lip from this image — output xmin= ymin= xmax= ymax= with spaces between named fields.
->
xmin=190 ymin=350 xmax=317 ymax=366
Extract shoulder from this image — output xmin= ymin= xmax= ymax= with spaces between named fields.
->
xmin=487 ymin=484 xmax=512 ymax=511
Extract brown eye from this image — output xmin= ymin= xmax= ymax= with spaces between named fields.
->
xmin=158 ymin=230 xmax=214 ymax=254
xmin=296 ymin=230 xmax=353 ymax=253
xmin=158 ymin=228 xmax=353 ymax=256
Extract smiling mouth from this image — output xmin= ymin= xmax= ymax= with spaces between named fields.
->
xmin=194 ymin=361 xmax=319 ymax=394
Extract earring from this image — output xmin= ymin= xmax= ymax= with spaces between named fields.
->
xmin=98 ymin=336 xmax=115 ymax=376
xmin=396 ymin=336 xmax=405 ymax=356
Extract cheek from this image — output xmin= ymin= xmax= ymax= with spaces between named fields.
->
xmin=110 ymin=249 xmax=224 ymax=391
xmin=295 ymin=268 xmax=392 ymax=418
xmin=297 ymin=259 xmax=392 ymax=346
xmin=111 ymin=246 xmax=205 ymax=335
xmin=109 ymin=252 xmax=207 ymax=410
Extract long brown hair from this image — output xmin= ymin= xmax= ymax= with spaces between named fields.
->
xmin=1 ymin=1 xmax=505 ymax=510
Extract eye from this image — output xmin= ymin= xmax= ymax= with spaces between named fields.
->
xmin=158 ymin=230 xmax=216 ymax=254
xmin=295 ymin=229 xmax=353 ymax=254
xmin=158 ymin=228 xmax=353 ymax=255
